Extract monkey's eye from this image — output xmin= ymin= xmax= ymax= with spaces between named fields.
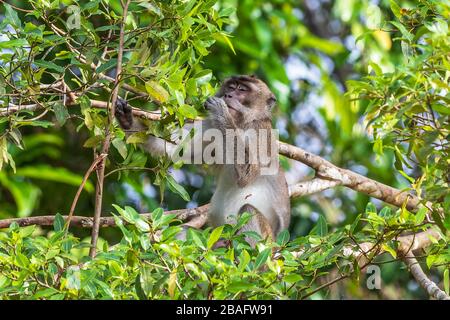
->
xmin=237 ymin=84 xmax=248 ymax=91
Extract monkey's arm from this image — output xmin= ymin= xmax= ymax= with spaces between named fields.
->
xmin=115 ymin=98 xmax=178 ymax=157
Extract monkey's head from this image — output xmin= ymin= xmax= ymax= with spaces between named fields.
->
xmin=217 ymin=75 xmax=277 ymax=117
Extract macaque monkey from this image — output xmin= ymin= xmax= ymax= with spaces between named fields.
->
xmin=115 ymin=75 xmax=290 ymax=244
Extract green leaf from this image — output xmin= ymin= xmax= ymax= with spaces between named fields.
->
xmin=52 ymin=102 xmax=70 ymax=126
xmin=178 ymin=104 xmax=198 ymax=119
xmin=166 ymin=175 xmax=190 ymax=201
xmin=315 ymin=215 xmax=328 ymax=237
xmin=207 ymin=225 xmax=224 ymax=249
xmin=379 ymin=207 xmax=393 ymax=218
xmin=145 ymin=81 xmax=169 ymax=103
xmin=382 ymin=244 xmax=397 ymax=259
xmin=112 ymin=138 xmax=127 ymax=159
xmin=299 ymin=35 xmax=345 ymax=55
xmin=0 ymin=39 xmax=28 ymax=49
xmin=33 ymin=288 xmax=59 ymax=299
xmin=365 ymin=203 xmax=377 ymax=214
xmin=369 ymin=61 xmax=382 ymax=76
xmin=415 ymin=207 xmax=427 ymax=225
xmin=444 ymin=269 xmax=449 ymax=296
xmin=19 ymin=225 xmax=36 ymax=238
xmin=194 ymin=70 xmax=212 ymax=85
xmin=390 ymin=21 xmax=413 ymax=42
xmin=276 ymin=230 xmax=290 ymax=246
xmin=283 ymin=274 xmax=303 ymax=283
xmin=389 ymin=0 xmax=402 ymax=20
xmin=140 ymin=234 xmax=151 ymax=250
xmin=254 ymin=248 xmax=271 ymax=270
xmin=83 ymin=135 xmax=104 ymax=148
xmin=350 ymin=214 xmax=361 ymax=234
xmin=432 ymin=104 xmax=450 ymax=115
xmin=135 ymin=218 xmax=150 ymax=232
xmin=189 ymin=229 xmax=206 ymax=249
xmin=0 ymin=174 xmax=40 ymax=217
xmin=216 ymin=32 xmax=236 ymax=54
xmin=53 ymin=213 xmax=65 ymax=232
xmin=126 ymin=132 xmax=149 ymax=144
xmin=112 ymin=204 xmax=135 ymax=224
xmin=34 ymin=60 xmax=65 ymax=73
xmin=151 ymin=207 xmax=164 ymax=223
xmin=227 ymin=280 xmax=254 ymax=293
xmin=96 ymin=59 xmax=117 ymax=74
xmin=135 ymin=274 xmax=147 ymax=300
xmin=4 ymin=3 xmax=21 ymax=28
xmin=15 ymin=253 xmax=30 ymax=268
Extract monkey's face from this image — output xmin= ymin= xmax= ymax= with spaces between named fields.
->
xmin=217 ymin=75 xmax=276 ymax=117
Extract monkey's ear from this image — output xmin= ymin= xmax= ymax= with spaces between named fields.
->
xmin=267 ymin=95 xmax=277 ymax=110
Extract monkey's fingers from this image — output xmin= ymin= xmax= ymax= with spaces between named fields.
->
xmin=204 ymin=97 xmax=227 ymax=112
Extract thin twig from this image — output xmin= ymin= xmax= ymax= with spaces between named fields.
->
xmin=65 ymin=153 xmax=107 ymax=233
xmin=0 ymin=0 xmax=33 ymax=13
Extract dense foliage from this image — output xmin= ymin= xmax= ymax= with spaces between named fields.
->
xmin=0 ymin=0 xmax=449 ymax=299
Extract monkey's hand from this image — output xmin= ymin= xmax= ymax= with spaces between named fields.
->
xmin=115 ymin=97 xmax=133 ymax=130
xmin=204 ymin=96 xmax=235 ymax=129
xmin=204 ymin=96 xmax=228 ymax=115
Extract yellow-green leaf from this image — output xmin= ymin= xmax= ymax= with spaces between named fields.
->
xmin=145 ymin=81 xmax=169 ymax=103
xmin=207 ymin=225 xmax=224 ymax=249
xmin=168 ymin=271 xmax=177 ymax=298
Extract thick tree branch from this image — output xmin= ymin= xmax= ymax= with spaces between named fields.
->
xmin=278 ymin=142 xmax=420 ymax=211
xmin=289 ymin=178 xmax=342 ymax=198
xmin=0 ymin=205 xmax=210 ymax=229
xmin=0 ymin=179 xmax=330 ymax=229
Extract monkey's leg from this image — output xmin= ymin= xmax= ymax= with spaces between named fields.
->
xmin=237 ymin=204 xmax=274 ymax=247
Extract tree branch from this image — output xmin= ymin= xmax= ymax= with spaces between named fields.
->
xmin=0 ymin=205 xmax=210 ymax=229
xmin=289 ymin=177 xmax=342 ymax=198
xmin=66 ymin=153 xmax=107 ymax=231
xmin=278 ymin=141 xmax=420 ymax=211
xmin=0 ymin=99 xmax=161 ymax=120
xmin=0 ymin=179 xmax=332 ymax=230
xmin=403 ymin=252 xmax=449 ymax=300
